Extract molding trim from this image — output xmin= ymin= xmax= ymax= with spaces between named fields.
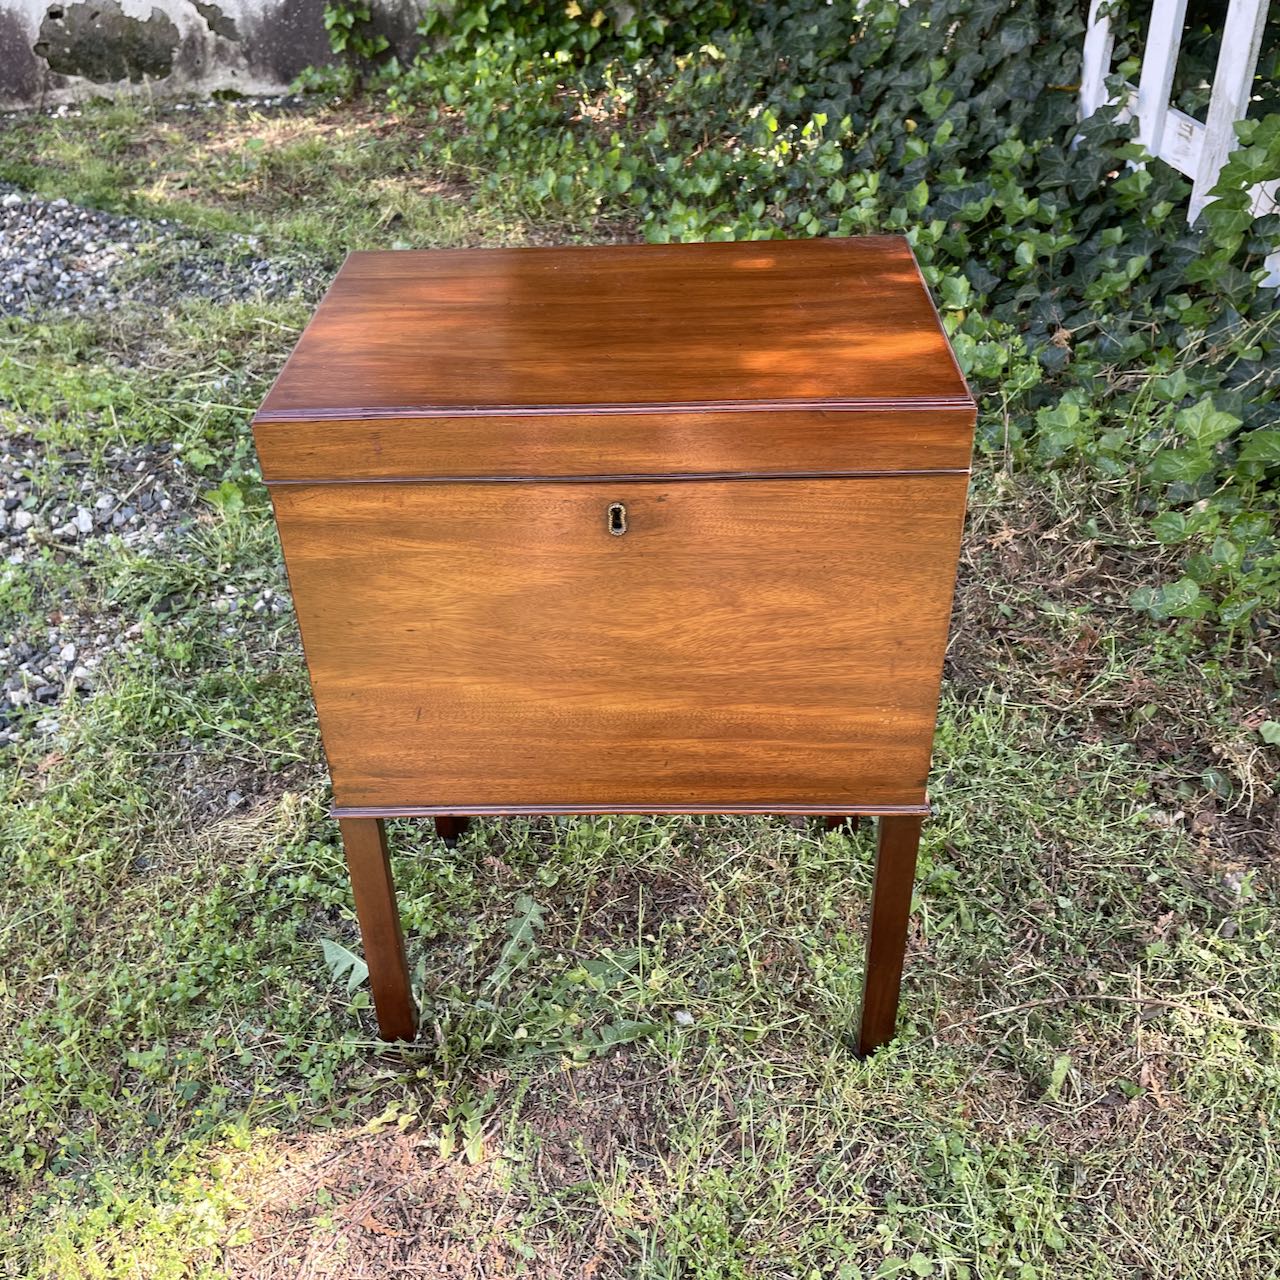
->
xmin=254 ymin=395 xmax=977 ymax=423
xmin=330 ymin=802 xmax=933 ymax=819
xmin=267 ymin=467 xmax=972 ymax=487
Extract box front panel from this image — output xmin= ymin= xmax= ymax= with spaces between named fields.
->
xmin=271 ymin=476 xmax=968 ymax=811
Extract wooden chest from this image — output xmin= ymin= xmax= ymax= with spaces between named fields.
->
xmin=253 ymin=237 xmax=975 ymax=1054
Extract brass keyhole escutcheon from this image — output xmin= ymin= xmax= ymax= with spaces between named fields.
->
xmin=607 ymin=502 xmax=627 ymax=536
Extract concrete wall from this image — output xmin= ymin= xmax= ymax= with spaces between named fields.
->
xmin=0 ymin=0 xmax=418 ymax=107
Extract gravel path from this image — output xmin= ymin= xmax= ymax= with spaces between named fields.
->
xmin=2 ymin=433 xmax=186 ymax=745
xmin=0 ymin=428 xmax=292 ymax=749
xmin=0 ymin=185 xmax=325 ymax=316
xmin=1 ymin=186 xmax=308 ymax=747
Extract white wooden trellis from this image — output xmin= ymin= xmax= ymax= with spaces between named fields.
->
xmin=1079 ymin=0 xmax=1280 ymax=286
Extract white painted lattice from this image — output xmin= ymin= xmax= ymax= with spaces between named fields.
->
xmin=1079 ymin=0 xmax=1279 ymax=285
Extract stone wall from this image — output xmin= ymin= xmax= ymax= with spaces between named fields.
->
xmin=0 ymin=0 xmax=421 ymax=107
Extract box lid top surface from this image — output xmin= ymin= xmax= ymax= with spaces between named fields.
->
xmin=255 ymin=237 xmax=972 ymax=421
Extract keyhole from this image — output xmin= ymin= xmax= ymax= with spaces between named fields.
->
xmin=607 ymin=502 xmax=627 ymax=536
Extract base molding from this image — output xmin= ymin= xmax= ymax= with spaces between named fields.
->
xmin=329 ymin=801 xmax=931 ymax=819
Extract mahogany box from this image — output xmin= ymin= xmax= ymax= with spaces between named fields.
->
xmin=253 ymin=238 xmax=975 ymax=1053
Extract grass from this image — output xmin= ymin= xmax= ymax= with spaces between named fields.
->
xmin=1 ymin=97 xmax=1277 ymax=1279
xmin=0 ymin=98 xmax=575 ymax=263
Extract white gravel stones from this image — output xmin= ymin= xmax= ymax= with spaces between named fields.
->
xmin=0 ymin=434 xmax=192 ymax=746
xmin=0 ymin=191 xmax=131 ymax=314
xmin=0 ymin=169 xmax=309 ymax=748
xmin=0 ymin=183 xmax=322 ymax=318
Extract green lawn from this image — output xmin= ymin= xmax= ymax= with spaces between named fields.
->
xmin=0 ymin=99 xmax=1277 ymax=1279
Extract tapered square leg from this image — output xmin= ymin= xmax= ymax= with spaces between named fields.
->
xmin=857 ymin=814 xmax=923 ymax=1057
xmin=338 ymin=817 xmax=417 ymax=1042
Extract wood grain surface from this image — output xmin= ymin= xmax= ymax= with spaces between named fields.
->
xmin=255 ymin=238 xmax=972 ymax=421
xmin=255 ymin=407 xmax=975 ymax=484
xmin=336 ymin=817 xmax=416 ymax=1041
xmin=270 ymin=475 xmax=968 ymax=812
xmin=858 ymin=814 xmax=924 ymax=1056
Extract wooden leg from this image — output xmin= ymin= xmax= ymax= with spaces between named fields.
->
xmin=822 ymin=815 xmax=861 ymax=832
xmin=434 ymin=815 xmax=471 ymax=848
xmin=338 ymin=817 xmax=417 ymax=1042
xmin=857 ymin=814 xmax=923 ymax=1057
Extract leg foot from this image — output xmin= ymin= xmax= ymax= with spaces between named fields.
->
xmin=434 ymin=815 xmax=471 ymax=848
xmin=857 ymin=815 xmax=923 ymax=1057
xmin=338 ymin=817 xmax=417 ymax=1042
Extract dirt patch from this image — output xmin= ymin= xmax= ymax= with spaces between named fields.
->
xmin=514 ymin=1052 xmax=672 ymax=1185
xmin=222 ymin=1055 xmax=669 ymax=1278
xmin=222 ymin=1126 xmax=554 ymax=1278
xmin=572 ymin=866 xmax=707 ymax=946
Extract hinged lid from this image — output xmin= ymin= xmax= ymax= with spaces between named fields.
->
xmin=253 ymin=237 xmax=975 ymax=483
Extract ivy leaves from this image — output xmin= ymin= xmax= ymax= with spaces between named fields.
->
xmin=1148 ymin=398 xmax=1243 ymax=486
xmin=1239 ymin=430 xmax=1280 ymax=466
xmin=1130 ymin=576 xmax=1207 ymax=622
